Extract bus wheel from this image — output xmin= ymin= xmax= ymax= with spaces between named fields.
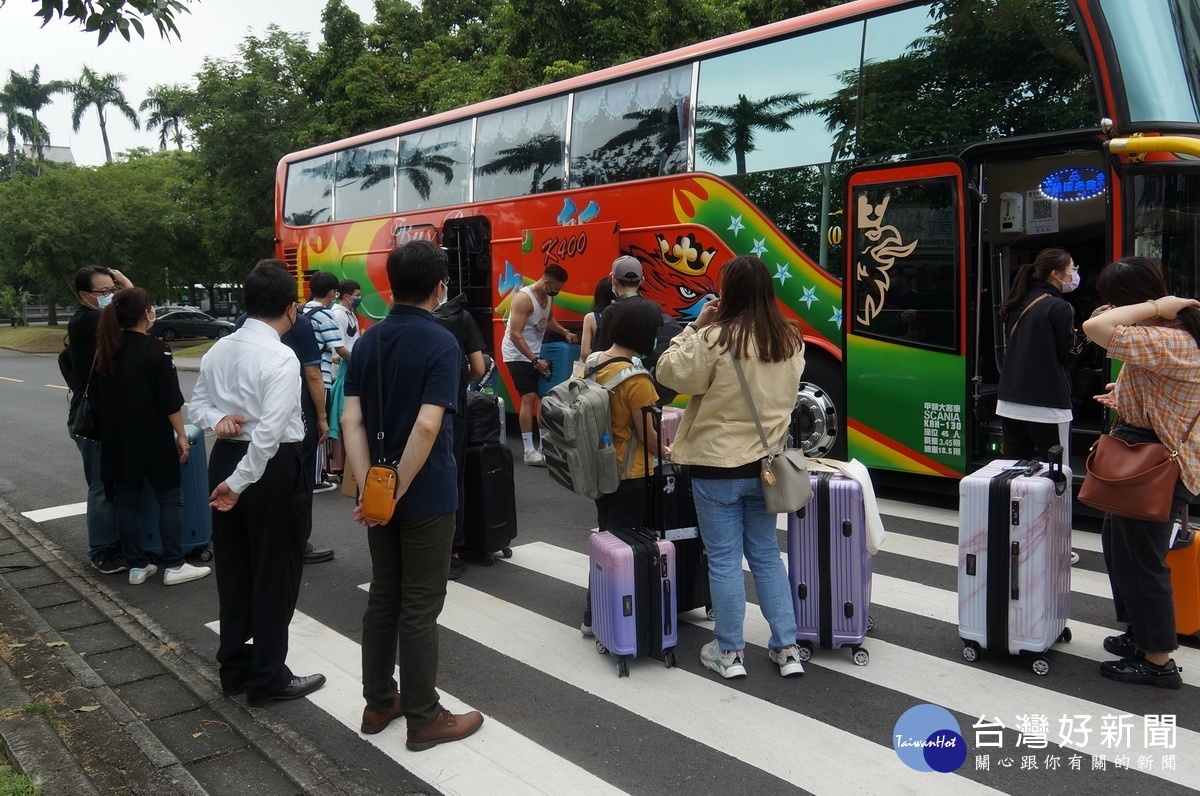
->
xmin=793 ymin=356 xmax=843 ymax=459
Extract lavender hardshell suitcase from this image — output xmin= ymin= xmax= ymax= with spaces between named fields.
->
xmin=957 ymin=454 xmax=1072 ymax=675
xmin=659 ymin=407 xmax=684 ymax=448
xmin=787 ymin=469 xmax=873 ymax=665
xmin=589 ymin=526 xmax=679 ymax=677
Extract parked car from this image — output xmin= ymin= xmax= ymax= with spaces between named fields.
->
xmin=150 ymin=309 xmax=235 ymax=341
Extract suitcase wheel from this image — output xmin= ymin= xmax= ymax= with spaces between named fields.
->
xmin=851 ymin=647 xmax=869 ymax=667
xmin=617 ymin=658 xmax=629 ymax=678
xmin=796 ymin=641 xmax=813 ymax=662
xmin=198 ymin=548 xmax=213 ymax=562
xmin=1031 ymin=657 xmax=1050 ymax=677
xmin=663 ymin=650 xmax=676 ymax=669
xmin=1058 ymin=627 xmax=1072 ymax=644
xmin=867 ymin=615 xmax=875 ymax=632
xmin=962 ymin=642 xmax=980 ymax=663
xmin=705 ymin=606 xmax=716 ymax=621
xmin=595 ymin=641 xmax=607 ymax=655
xmin=501 ymin=548 xmax=513 ymax=559
xmin=483 ymin=555 xmax=496 ymax=566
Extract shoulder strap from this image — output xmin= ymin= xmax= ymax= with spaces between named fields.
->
xmin=731 ymin=350 xmax=775 ymax=455
xmin=373 ymin=324 xmax=387 ymax=463
xmin=304 ymin=304 xmax=327 ymax=319
xmin=1008 ymin=293 xmax=1049 ymax=340
xmin=584 ymin=354 xmax=632 ymax=379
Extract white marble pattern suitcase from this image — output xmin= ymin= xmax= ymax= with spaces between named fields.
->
xmin=957 ymin=453 xmax=1072 ymax=675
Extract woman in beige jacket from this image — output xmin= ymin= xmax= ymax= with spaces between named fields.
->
xmin=656 ymin=255 xmax=806 ymax=680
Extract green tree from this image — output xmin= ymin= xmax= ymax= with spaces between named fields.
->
xmin=696 ymin=92 xmax=808 ymax=175
xmin=70 ymin=67 xmax=140 ymax=163
xmin=0 ymin=85 xmax=34 ymax=178
xmin=3 ymin=0 xmax=194 ymax=44
xmin=140 ymin=83 xmax=192 ymax=150
xmin=5 ymin=65 xmax=67 ymax=175
xmin=476 ymin=133 xmax=563 ymax=194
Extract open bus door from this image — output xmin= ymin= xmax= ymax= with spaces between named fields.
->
xmin=442 ymin=216 xmax=494 ymax=353
xmin=845 ymin=159 xmax=970 ymax=479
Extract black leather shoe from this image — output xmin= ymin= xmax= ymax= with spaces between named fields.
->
xmin=1099 ymin=657 xmax=1182 ymax=690
xmin=304 ymin=542 xmax=335 ymax=565
xmin=448 ymin=557 xmax=466 ymax=581
xmin=247 ymin=673 xmax=327 ymax=706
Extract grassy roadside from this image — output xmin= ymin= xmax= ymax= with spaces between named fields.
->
xmin=171 ymin=341 xmax=214 ymax=359
xmin=0 ymin=327 xmax=66 ymax=354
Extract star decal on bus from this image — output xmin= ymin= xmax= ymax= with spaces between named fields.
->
xmin=829 ymin=308 xmax=843 ymax=329
xmin=774 ymin=264 xmax=792 ymax=284
xmin=800 ymin=286 xmax=818 ymax=308
xmin=727 ymin=215 xmax=744 ymax=236
xmin=750 ymin=238 xmax=768 ymax=257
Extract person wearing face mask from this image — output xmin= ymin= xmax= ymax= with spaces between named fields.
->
xmin=996 ymin=247 xmax=1080 ymax=462
xmin=189 ymin=262 xmax=326 ymax=706
xmin=332 ymin=278 xmax=362 ymax=370
xmin=94 ymin=288 xmax=211 ymax=587
xmin=501 ymin=262 xmax=578 ymax=466
xmin=67 ymin=265 xmax=134 ymax=575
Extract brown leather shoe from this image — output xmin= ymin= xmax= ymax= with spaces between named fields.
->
xmin=361 ymin=695 xmax=404 ymax=735
xmin=406 ymin=708 xmax=484 ymax=751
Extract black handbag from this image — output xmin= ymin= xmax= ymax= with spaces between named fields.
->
xmin=67 ymin=354 xmax=102 ymax=441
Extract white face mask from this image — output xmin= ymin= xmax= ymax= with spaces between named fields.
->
xmin=1061 ymin=270 xmax=1080 ymax=294
xmin=96 ymin=292 xmax=114 ymax=309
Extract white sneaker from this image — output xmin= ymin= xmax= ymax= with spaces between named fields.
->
xmin=164 ymin=562 xmax=211 ymax=586
xmin=768 ymin=645 xmax=805 ymax=677
xmin=128 ymin=564 xmax=158 ymax=585
xmin=700 ymin=639 xmax=747 ymax=679
xmin=523 ymin=449 xmax=545 ymax=467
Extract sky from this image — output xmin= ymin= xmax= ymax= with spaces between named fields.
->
xmin=0 ymin=0 xmax=377 ymax=166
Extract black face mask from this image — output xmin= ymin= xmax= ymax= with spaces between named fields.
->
xmin=545 ymin=288 xmax=560 ymax=297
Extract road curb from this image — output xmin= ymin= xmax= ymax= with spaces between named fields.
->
xmin=0 ymin=497 xmax=360 ymax=795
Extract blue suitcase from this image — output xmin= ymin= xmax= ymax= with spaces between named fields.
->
xmin=139 ymin=425 xmax=213 ymax=561
xmin=537 ymin=341 xmax=581 ymax=397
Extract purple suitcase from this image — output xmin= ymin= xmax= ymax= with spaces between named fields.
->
xmin=787 ymin=469 xmax=872 ymax=665
xmin=957 ymin=453 xmax=1072 ymax=675
xmin=589 ymin=526 xmax=679 ymax=677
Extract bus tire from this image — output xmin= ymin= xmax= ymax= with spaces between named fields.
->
xmin=793 ymin=354 xmax=845 ymax=460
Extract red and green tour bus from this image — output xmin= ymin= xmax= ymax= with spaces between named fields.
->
xmin=275 ymin=0 xmax=1200 ymax=481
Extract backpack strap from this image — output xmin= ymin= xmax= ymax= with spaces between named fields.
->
xmin=588 ymin=356 xmax=653 ymax=480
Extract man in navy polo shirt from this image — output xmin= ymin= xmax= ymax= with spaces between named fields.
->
xmin=341 ymin=240 xmax=484 ymax=750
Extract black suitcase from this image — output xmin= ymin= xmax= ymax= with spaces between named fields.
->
xmin=643 ymin=407 xmax=712 ymax=618
xmin=463 ymin=442 xmax=518 ymax=563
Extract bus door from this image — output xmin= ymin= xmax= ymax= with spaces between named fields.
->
xmin=845 ymin=159 xmax=970 ymax=478
xmin=442 ymin=216 xmax=493 ymax=351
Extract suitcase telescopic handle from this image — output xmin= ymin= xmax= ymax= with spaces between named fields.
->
xmin=642 ymin=405 xmax=664 ymax=536
xmin=1010 ymin=541 xmax=1020 ymax=600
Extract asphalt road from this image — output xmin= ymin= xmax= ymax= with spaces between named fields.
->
xmin=1 ymin=347 xmax=1198 ymax=795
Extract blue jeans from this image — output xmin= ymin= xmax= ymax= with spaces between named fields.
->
xmin=692 ymin=477 xmax=797 ymax=652
xmin=73 ymin=435 xmax=120 ymax=558
xmin=114 ymin=480 xmax=185 ymax=569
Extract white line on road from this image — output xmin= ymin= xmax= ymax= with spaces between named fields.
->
xmin=21 ymin=502 xmax=87 ymax=523
xmin=0 ymin=376 xmax=24 ymax=382
xmin=44 ymin=383 xmax=68 ymax=390
xmin=205 ymin=615 xmax=626 ymax=796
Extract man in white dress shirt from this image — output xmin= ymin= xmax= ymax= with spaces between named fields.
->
xmin=189 ymin=264 xmax=326 ymax=706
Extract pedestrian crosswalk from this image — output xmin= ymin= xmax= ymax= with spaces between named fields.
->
xmin=211 ymin=501 xmax=1200 ymax=795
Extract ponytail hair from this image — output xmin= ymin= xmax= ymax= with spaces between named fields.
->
xmin=999 ymin=247 xmax=1072 ymax=320
xmin=95 ymin=288 xmax=152 ymax=376
xmin=1097 ymin=257 xmax=1200 ymax=349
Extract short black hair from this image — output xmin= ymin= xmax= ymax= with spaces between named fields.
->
xmin=74 ymin=265 xmax=113 ymax=294
xmin=387 ymin=240 xmax=448 ymax=304
xmin=245 ymin=263 xmax=297 ymax=318
xmin=607 ymin=298 xmax=662 ymax=353
xmin=544 ymin=263 xmax=569 ymax=283
xmin=309 ymin=270 xmax=339 ymax=300
xmin=338 ymin=278 xmax=361 ymax=296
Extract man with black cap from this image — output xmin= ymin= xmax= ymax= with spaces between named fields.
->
xmin=594 ymin=254 xmax=681 ymax=403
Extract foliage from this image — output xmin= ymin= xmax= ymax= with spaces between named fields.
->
xmin=139 ymin=84 xmax=192 ymax=150
xmin=6 ymin=0 xmax=194 ymax=44
xmin=0 ymin=285 xmax=31 ymax=325
xmin=4 ymin=66 xmax=68 ymax=174
xmin=70 ymin=67 xmax=139 ymax=163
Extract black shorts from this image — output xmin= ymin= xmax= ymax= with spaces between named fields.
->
xmin=506 ymin=359 xmax=539 ymax=397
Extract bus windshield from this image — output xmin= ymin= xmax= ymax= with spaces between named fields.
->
xmin=1099 ymin=0 xmax=1200 ymax=123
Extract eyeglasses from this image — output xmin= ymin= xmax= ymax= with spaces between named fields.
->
xmin=86 ymin=287 xmax=118 ymax=296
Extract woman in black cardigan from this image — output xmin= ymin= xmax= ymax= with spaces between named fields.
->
xmin=96 ymin=288 xmax=210 ymax=587
xmin=996 ymin=247 xmax=1079 ymax=461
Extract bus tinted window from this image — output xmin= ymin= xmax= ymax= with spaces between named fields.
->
xmin=696 ymin=22 xmax=862 ymax=175
xmin=335 ymin=139 xmax=397 ymax=220
xmin=283 ymin=154 xmax=334 ymax=226
xmin=1099 ymin=0 xmax=1200 ymax=123
xmin=398 ymin=121 xmax=471 ymax=210
xmin=475 ymin=98 xmax=568 ymax=201
xmin=570 ymin=66 xmax=691 ymax=187
xmin=851 ymin=1 xmax=1096 ymax=161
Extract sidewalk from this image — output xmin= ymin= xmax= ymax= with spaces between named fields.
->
xmin=0 ymin=497 xmax=358 ymax=795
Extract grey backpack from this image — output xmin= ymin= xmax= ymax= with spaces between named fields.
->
xmin=539 ymin=355 xmax=652 ymax=500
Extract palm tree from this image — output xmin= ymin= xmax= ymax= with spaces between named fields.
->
xmin=140 ymin=83 xmax=191 ymax=150
xmin=6 ymin=66 xmax=68 ymax=175
xmin=476 ymin=134 xmax=562 ymax=194
xmin=396 ymin=141 xmax=456 ymax=202
xmin=71 ymin=67 xmax=140 ymax=163
xmin=696 ymin=92 xmax=808 ymax=175
xmin=0 ymin=84 xmax=34 ymax=177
